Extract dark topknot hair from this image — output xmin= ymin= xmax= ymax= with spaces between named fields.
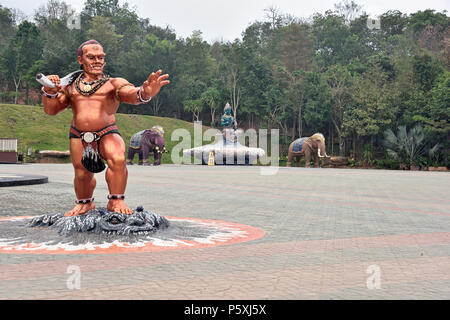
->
xmin=77 ymin=39 xmax=101 ymax=57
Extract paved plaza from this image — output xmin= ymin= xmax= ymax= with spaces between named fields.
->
xmin=0 ymin=163 xmax=449 ymax=300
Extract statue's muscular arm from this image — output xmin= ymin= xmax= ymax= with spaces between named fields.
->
xmin=42 ymin=89 xmax=70 ymax=115
xmin=112 ymin=70 xmax=170 ymax=105
xmin=41 ymin=74 xmax=70 ymax=115
xmin=111 ymin=78 xmax=142 ymax=105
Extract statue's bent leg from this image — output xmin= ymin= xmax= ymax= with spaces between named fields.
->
xmin=99 ymin=134 xmax=133 ymax=214
xmin=65 ymin=138 xmax=96 ymax=216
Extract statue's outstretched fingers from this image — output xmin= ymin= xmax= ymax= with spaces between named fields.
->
xmin=146 ymin=72 xmax=156 ymax=83
xmin=158 ymin=74 xmax=170 ymax=81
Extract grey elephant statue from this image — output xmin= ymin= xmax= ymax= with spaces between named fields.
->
xmin=126 ymin=126 xmax=167 ymax=166
xmin=287 ymin=133 xmax=330 ymax=168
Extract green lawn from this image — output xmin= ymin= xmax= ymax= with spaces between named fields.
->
xmin=0 ymin=104 xmax=209 ymax=164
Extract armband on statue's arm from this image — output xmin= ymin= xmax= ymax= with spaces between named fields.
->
xmin=115 ymin=83 xmax=134 ymax=101
xmin=113 ymin=79 xmax=152 ymax=105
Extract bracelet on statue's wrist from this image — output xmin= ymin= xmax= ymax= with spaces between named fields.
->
xmin=137 ymin=86 xmax=152 ymax=103
xmin=41 ymin=87 xmax=59 ymax=99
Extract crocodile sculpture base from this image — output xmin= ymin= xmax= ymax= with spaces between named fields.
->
xmin=27 ymin=206 xmax=169 ymax=236
xmin=0 ymin=207 xmax=265 ymax=254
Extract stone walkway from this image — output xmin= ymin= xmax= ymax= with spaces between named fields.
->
xmin=0 ymin=163 xmax=449 ymax=300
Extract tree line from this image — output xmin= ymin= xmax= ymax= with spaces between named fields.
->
xmin=0 ymin=0 xmax=448 ymax=167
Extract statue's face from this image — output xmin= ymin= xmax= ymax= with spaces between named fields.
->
xmin=225 ymin=108 xmax=231 ymax=115
xmin=77 ymin=44 xmax=106 ymax=76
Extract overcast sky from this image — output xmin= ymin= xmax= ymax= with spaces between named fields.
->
xmin=2 ymin=0 xmax=449 ymax=42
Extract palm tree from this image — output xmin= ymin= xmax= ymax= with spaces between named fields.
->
xmin=183 ymin=99 xmax=203 ymax=122
xmin=383 ymin=124 xmax=440 ymax=168
xmin=201 ymin=88 xmax=220 ymax=127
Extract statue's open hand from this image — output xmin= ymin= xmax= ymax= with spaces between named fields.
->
xmin=142 ymin=70 xmax=170 ymax=98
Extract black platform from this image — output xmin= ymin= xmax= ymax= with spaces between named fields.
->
xmin=0 ymin=173 xmax=48 ymax=187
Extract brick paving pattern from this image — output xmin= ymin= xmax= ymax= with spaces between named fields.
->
xmin=0 ymin=164 xmax=449 ymax=299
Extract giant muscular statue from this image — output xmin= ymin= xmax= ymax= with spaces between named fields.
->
xmin=41 ymin=39 xmax=170 ymax=217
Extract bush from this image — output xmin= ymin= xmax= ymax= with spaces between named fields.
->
xmin=383 ymin=124 xmax=441 ymax=168
xmin=348 ymin=157 xmax=357 ymax=167
xmin=375 ymin=157 xmax=400 ymax=170
xmin=359 ymin=144 xmax=374 ymax=166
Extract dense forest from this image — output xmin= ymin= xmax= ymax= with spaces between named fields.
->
xmin=0 ymin=0 xmax=449 ymax=168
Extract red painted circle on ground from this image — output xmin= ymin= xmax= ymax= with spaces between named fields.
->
xmin=0 ymin=216 xmax=265 ymax=254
